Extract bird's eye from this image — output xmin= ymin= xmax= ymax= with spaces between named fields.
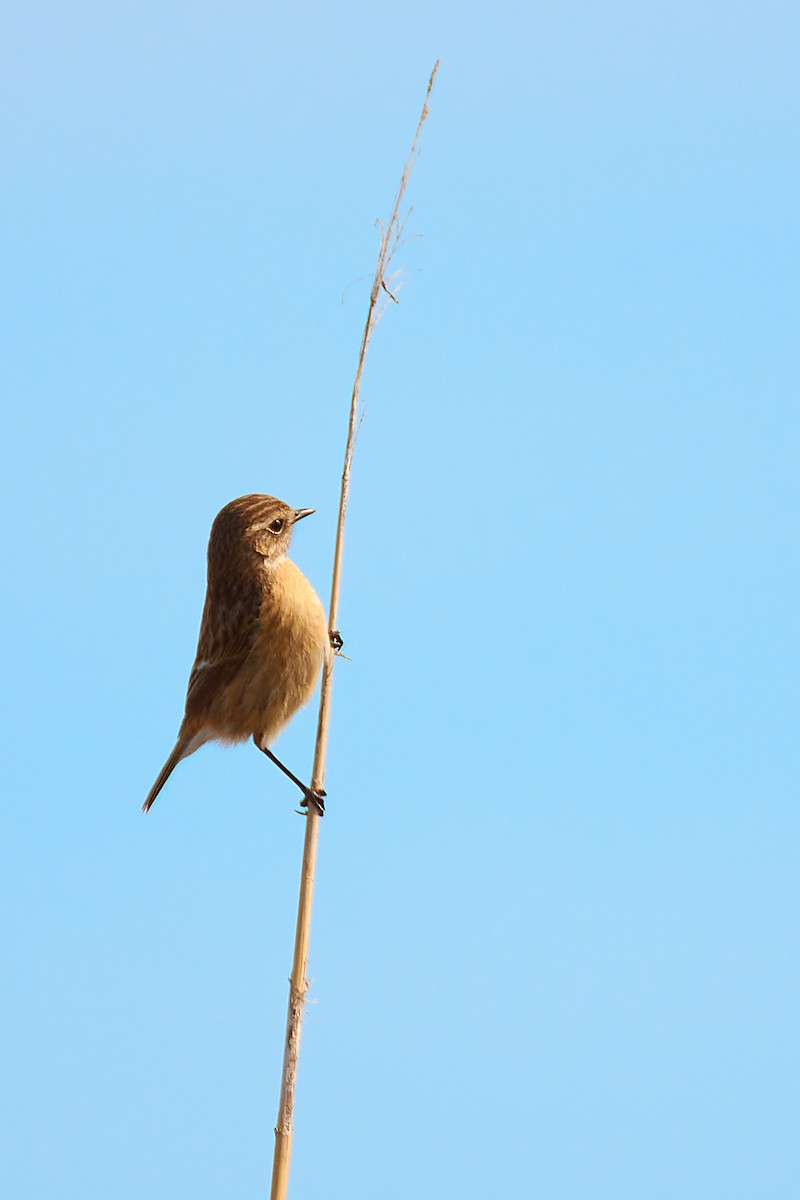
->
xmin=268 ymin=518 xmax=284 ymax=534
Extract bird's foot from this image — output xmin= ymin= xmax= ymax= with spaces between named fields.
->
xmin=329 ymin=630 xmax=344 ymax=653
xmin=299 ymin=788 xmax=326 ymax=816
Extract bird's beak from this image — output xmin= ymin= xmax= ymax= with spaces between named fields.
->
xmin=293 ymin=508 xmax=315 ymax=523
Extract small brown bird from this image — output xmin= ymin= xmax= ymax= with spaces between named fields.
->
xmin=143 ymin=494 xmax=329 ymax=814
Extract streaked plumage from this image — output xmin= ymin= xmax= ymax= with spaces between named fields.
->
xmin=143 ymin=494 xmax=328 ymax=813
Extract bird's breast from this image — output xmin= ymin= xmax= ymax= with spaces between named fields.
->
xmin=244 ymin=558 xmax=327 ymax=744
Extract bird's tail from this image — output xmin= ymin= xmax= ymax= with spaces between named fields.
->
xmin=142 ymin=740 xmax=189 ymax=813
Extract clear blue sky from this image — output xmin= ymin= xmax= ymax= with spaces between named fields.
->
xmin=2 ymin=3 xmax=798 ymax=1197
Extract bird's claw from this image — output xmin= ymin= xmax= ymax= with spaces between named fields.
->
xmin=329 ymin=630 xmax=344 ymax=653
xmin=300 ymin=788 xmax=326 ymax=816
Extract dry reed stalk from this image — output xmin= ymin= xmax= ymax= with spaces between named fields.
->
xmin=268 ymin=59 xmax=439 ymax=1200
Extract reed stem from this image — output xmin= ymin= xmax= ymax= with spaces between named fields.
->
xmin=269 ymin=60 xmax=439 ymax=1200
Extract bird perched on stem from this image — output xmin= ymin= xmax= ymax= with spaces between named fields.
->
xmin=143 ymin=494 xmax=329 ymax=815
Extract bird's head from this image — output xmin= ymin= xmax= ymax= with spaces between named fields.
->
xmin=209 ymin=494 xmax=315 ymax=572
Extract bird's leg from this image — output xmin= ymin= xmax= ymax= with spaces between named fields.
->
xmin=256 ymin=743 xmax=326 ymax=815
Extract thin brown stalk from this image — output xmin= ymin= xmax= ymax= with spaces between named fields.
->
xmin=269 ymin=60 xmax=439 ymax=1200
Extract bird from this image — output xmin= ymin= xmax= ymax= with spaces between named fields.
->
xmin=143 ymin=494 xmax=329 ymax=814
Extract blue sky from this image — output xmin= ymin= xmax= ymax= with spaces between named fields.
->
xmin=2 ymin=3 xmax=798 ymax=1197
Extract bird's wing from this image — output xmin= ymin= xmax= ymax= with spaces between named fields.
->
xmin=183 ymin=578 xmax=262 ymax=719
